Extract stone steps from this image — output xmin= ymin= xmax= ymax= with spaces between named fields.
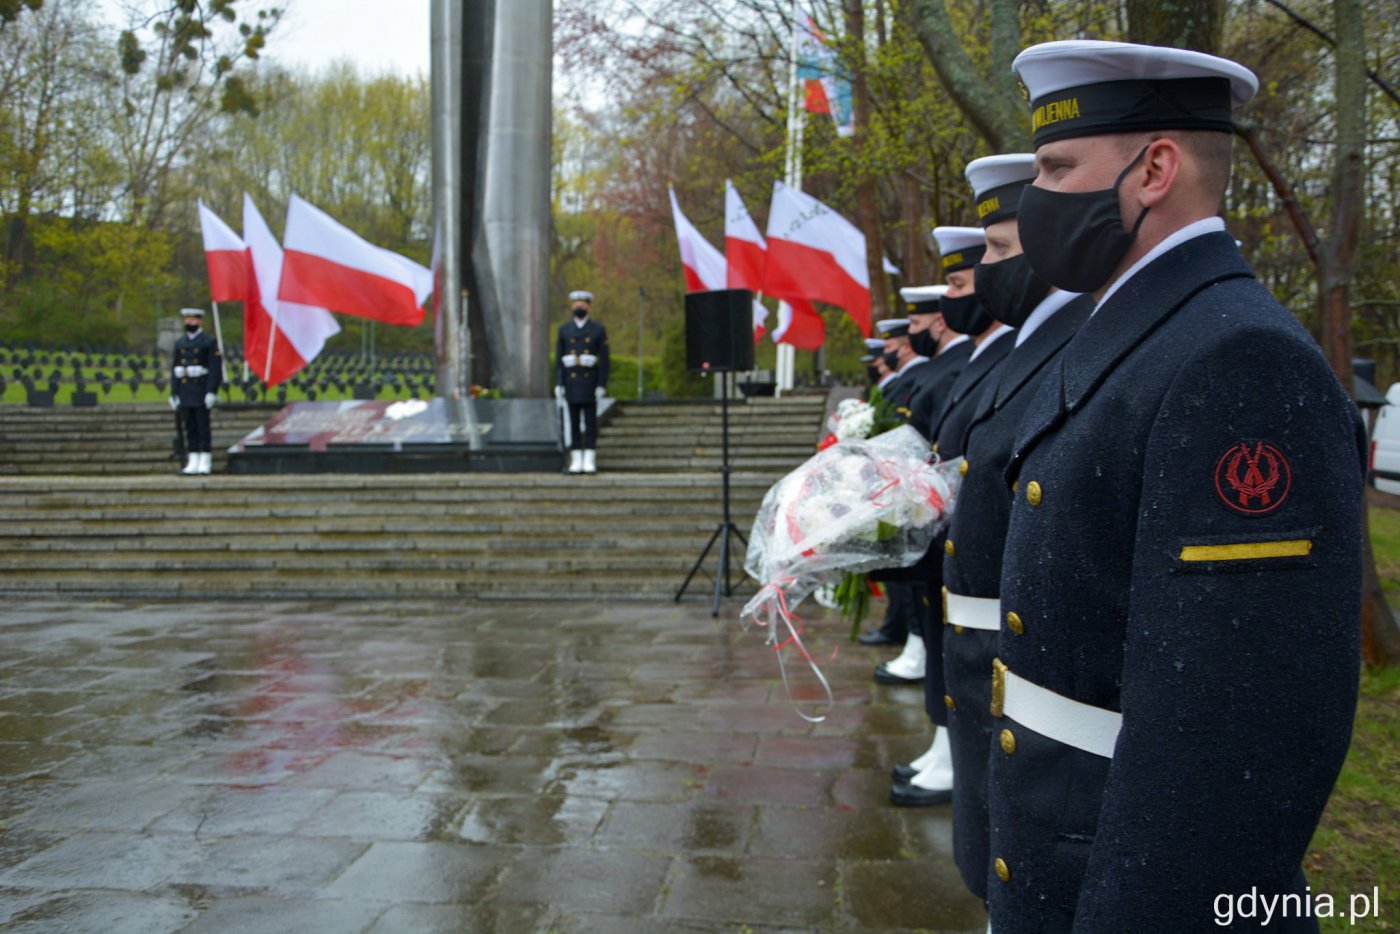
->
xmin=0 ymin=395 xmax=823 ymax=598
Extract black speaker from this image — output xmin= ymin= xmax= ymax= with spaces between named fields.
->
xmin=685 ymin=289 xmax=755 ymax=373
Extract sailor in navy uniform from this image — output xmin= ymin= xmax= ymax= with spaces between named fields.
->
xmin=939 ymin=153 xmax=1093 ymax=909
xmin=863 ymin=337 xmax=888 ymax=397
xmin=986 ymin=41 xmax=1363 ymax=932
xmin=169 ymin=307 xmax=223 ymax=476
xmin=555 ymin=290 xmax=610 ymax=474
xmin=863 ymin=296 xmax=972 ymax=654
xmin=888 ymin=230 xmax=1015 ymax=807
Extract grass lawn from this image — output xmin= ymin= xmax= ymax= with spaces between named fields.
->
xmin=1307 ymin=501 xmax=1400 ymax=932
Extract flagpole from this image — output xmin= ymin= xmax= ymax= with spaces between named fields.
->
xmin=263 ymin=304 xmax=280 ymax=387
xmin=209 ymin=301 xmax=229 ymax=384
xmin=776 ymin=0 xmax=805 ymax=396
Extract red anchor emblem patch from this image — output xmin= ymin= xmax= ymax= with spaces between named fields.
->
xmin=1214 ymin=440 xmax=1292 ymax=516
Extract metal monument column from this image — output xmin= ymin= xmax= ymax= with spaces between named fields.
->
xmin=430 ymin=0 xmax=468 ymax=399
xmin=432 ymin=0 xmax=552 ymax=399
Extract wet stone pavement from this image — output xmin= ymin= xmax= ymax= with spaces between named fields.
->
xmin=0 ymin=599 xmax=986 ymax=933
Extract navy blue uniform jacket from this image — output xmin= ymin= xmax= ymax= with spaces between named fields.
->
xmin=171 ymin=330 xmax=223 ymax=407
xmin=914 ymin=331 xmax=1014 ymax=726
xmin=556 ymin=319 xmax=610 ymax=404
xmin=988 ymin=232 xmax=1363 ymax=932
xmin=941 ymin=294 xmax=1093 ymax=901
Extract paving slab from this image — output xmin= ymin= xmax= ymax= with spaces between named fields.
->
xmin=0 ymin=598 xmax=988 ymax=932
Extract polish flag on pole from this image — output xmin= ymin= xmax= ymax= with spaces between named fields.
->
xmin=243 ymin=195 xmax=340 ymax=386
xmin=279 ymin=195 xmax=432 ymax=327
xmin=197 ymin=199 xmax=250 ymax=302
xmin=668 ymin=188 xmax=726 ymax=291
xmin=761 ymin=181 xmax=874 ymax=337
xmin=771 ymin=298 xmax=824 ymax=350
xmin=724 ymin=180 xmax=769 ymax=343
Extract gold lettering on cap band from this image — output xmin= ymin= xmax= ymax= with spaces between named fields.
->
xmin=977 ymin=196 xmax=1001 ymax=219
xmin=941 ymin=252 xmax=964 ymax=269
xmin=1032 ymin=96 xmax=1082 ymax=133
xmin=1178 ymin=540 xmax=1313 ymax=562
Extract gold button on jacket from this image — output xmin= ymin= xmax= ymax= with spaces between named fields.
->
xmin=1006 ymin=611 xmax=1024 ymax=636
xmin=995 ymin=857 xmax=1010 ymax=882
xmin=1026 ymin=480 xmax=1043 ymax=507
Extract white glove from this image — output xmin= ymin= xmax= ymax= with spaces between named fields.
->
xmin=554 ymin=385 xmax=566 ymax=400
xmin=595 ymin=387 xmax=606 ymax=401
xmin=561 ymin=353 xmax=579 ymax=368
xmin=168 ymin=396 xmax=178 ymax=411
xmin=204 ymin=393 xmax=216 ymax=409
xmin=579 ymin=353 xmax=598 ymax=367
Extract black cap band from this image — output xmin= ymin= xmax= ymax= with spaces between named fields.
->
xmin=904 ymin=300 xmax=941 ymax=316
xmin=1030 ymin=77 xmax=1234 ymax=147
xmin=976 ymin=180 xmax=1032 ymax=227
xmin=940 ymin=245 xmax=987 ymax=272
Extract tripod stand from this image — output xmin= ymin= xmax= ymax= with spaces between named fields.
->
xmin=675 ymin=372 xmax=748 ymax=617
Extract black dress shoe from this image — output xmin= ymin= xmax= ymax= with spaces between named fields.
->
xmin=857 ymin=630 xmax=900 ymax=646
xmin=889 ymin=781 xmax=953 ymax=807
xmin=890 ymin=761 xmax=917 ymax=783
xmin=873 ymin=663 xmax=923 ymax=685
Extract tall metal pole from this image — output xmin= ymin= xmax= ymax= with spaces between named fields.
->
xmin=430 ymin=0 xmax=468 ymax=400
xmin=467 ymin=0 xmax=552 ymax=398
xmin=776 ymin=0 xmax=805 ymax=396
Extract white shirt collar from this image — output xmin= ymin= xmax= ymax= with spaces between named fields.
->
xmin=574 ymin=316 xmax=589 ymax=328
xmin=877 ymin=371 xmax=899 ymax=390
xmin=937 ymin=334 xmax=970 ymax=357
xmin=1095 ymin=216 xmax=1226 ymax=313
xmin=1014 ymin=289 xmax=1080 ymax=347
xmin=895 ymin=354 xmax=929 ymax=376
xmin=969 ymin=325 xmax=1014 ymax=361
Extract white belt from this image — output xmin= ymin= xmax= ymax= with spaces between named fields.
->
xmin=187 ymin=365 xmax=208 ymax=377
xmin=945 ymin=592 xmax=999 ymax=631
xmin=173 ymin=366 xmax=186 ymax=378
xmin=993 ymin=661 xmax=1122 ymax=759
xmin=577 ymin=354 xmax=597 ymax=367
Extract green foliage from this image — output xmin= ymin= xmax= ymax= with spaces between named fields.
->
xmin=0 ymin=0 xmax=41 ymax=30
xmin=604 ymin=354 xmax=665 ymax=401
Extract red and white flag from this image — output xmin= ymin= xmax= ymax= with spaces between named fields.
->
xmin=279 ymin=195 xmax=432 ymax=327
xmin=772 ymin=299 xmax=824 ymax=350
xmin=724 ymin=180 xmax=769 ymax=343
xmin=243 ymin=195 xmax=340 ymax=386
xmin=197 ymin=199 xmax=250 ymax=303
xmin=668 ymin=188 xmax=727 ymax=292
xmin=761 ymin=181 xmax=875 ymax=337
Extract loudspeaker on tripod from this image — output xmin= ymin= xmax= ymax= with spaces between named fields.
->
xmin=685 ymin=289 xmax=755 ymax=373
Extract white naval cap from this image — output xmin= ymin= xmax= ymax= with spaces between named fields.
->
xmin=568 ymin=290 xmax=594 ymax=302
xmin=965 ymin=154 xmax=1037 ymax=227
xmin=875 ymin=318 xmax=911 ymax=338
xmin=864 ymin=337 xmax=887 ymax=351
xmin=900 ymin=285 xmax=948 ymax=316
xmin=179 ymin=307 xmax=206 ymax=318
xmin=931 ymin=227 xmax=987 ymax=273
xmin=1013 ymin=40 xmax=1259 ymax=148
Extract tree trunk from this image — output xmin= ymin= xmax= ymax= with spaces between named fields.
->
xmin=905 ymin=0 xmax=1025 ymax=152
xmin=901 ymin=172 xmax=927 ymax=286
xmin=1125 ymin=0 xmax=1223 ymax=52
xmin=845 ymin=0 xmax=888 ymax=322
xmin=1328 ymin=0 xmax=1398 ymax=665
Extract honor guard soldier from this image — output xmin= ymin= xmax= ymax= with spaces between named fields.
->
xmin=986 ymin=41 xmax=1363 ymax=932
xmin=888 ymin=233 xmax=1014 ymax=808
xmin=555 ymin=290 xmax=610 ymax=474
xmin=939 ymin=153 xmax=1093 ymax=911
xmin=860 ymin=299 xmax=972 ymax=651
xmin=169 ymin=307 xmax=223 ymax=475
xmin=864 ymin=337 xmax=889 ymax=397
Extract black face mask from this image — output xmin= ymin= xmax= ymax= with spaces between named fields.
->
xmin=572 ymin=307 xmax=588 ymax=320
xmin=908 ymin=325 xmax=938 ymax=357
xmin=1018 ymin=145 xmax=1151 ymax=294
xmin=975 ymin=254 xmax=1052 ymax=329
xmin=865 ymin=365 xmax=879 ymax=385
xmin=184 ymin=323 xmax=200 ymax=334
xmin=881 ymin=350 xmax=900 ymax=371
xmin=939 ymin=292 xmax=993 ymax=335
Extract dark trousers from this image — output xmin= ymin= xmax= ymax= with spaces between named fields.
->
xmin=877 ymin=581 xmax=913 ymax=642
xmin=181 ymin=405 xmax=211 ymax=453
xmin=568 ymin=402 xmax=597 ymax=450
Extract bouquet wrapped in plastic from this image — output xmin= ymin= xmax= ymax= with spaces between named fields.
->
xmin=741 ymin=424 xmax=963 ymax=719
